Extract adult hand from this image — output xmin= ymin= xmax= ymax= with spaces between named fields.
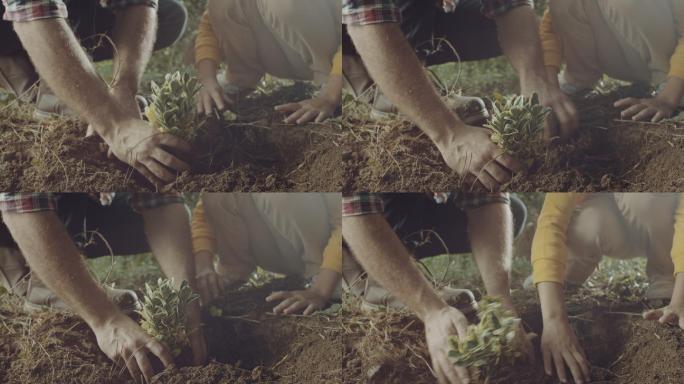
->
xmin=424 ymin=306 xmax=471 ymax=384
xmin=614 ymin=97 xmax=676 ymax=123
xmin=196 ymin=78 xmax=233 ymax=116
xmin=92 ymin=313 xmax=174 ymax=383
xmin=541 ymin=319 xmax=590 ymax=384
xmin=644 ymin=304 xmax=684 ymax=329
xmin=195 ymin=251 xmax=224 ymax=305
xmin=435 ymin=124 xmax=523 ymax=191
xmin=275 ymin=95 xmax=338 ymax=124
xmin=522 ymin=74 xmax=579 ymax=142
xmin=266 ymin=288 xmax=329 ymax=315
xmin=104 ymin=118 xmax=191 ymax=186
xmin=185 ymin=300 xmax=208 ymax=365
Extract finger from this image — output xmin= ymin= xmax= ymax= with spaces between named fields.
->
xmin=196 ymin=277 xmax=209 ymax=304
xmin=494 ymin=152 xmax=524 ymax=173
xmin=273 ymin=297 xmax=298 ymax=313
xmin=484 ymin=162 xmax=512 ymax=184
xmin=679 ymin=315 xmax=684 ymax=330
xmin=431 ymin=356 xmax=449 ymax=384
xmin=614 ymin=97 xmax=638 ymax=108
xmin=562 ymin=351 xmax=585 ymax=384
xmin=133 ymin=349 xmax=155 ymax=383
xmin=553 ymin=350 xmax=568 ymax=383
xmin=274 ymin=102 xmax=301 ymax=112
xmin=150 ymin=148 xmax=190 ymax=173
xmin=659 ymin=311 xmax=677 ymax=325
xmin=621 ymin=103 xmax=648 ymax=119
xmin=544 ymin=112 xmax=560 ymax=142
xmin=203 ymin=93 xmax=215 ymax=116
xmin=146 ymin=340 xmax=175 ymax=369
xmin=135 ymin=162 xmax=165 ymax=188
xmin=558 ymin=102 xmax=580 ymax=139
xmin=314 ymin=110 xmax=331 ymax=123
xmin=542 ymin=344 xmax=553 ymax=376
xmin=643 ymin=308 xmax=663 ymax=320
xmin=141 ymin=158 xmax=176 ymax=183
xmin=573 ymin=349 xmax=591 ymax=381
xmin=210 ymin=90 xmax=226 ymax=111
xmin=283 ymin=300 xmax=309 ymax=315
xmin=124 ymin=352 xmax=144 ymax=384
xmin=296 ymin=110 xmax=320 ymax=125
xmin=221 ymin=92 xmax=234 ymax=106
xmin=474 ymin=169 xmax=500 ymax=192
xmin=303 ymin=304 xmax=317 ymax=316
xmin=632 ymin=107 xmax=657 ymax=122
xmin=158 ymin=134 xmax=193 ymax=154
xmin=284 ymin=108 xmax=307 ymax=124
xmin=265 ymin=291 xmax=289 ymax=302
xmin=196 ymin=95 xmax=204 ymax=115
xmin=440 ymin=355 xmax=465 ymax=384
xmin=452 ymin=316 xmax=469 ymax=340
xmin=208 ymin=274 xmax=221 ymax=300
xmin=652 ymin=110 xmax=666 ymax=123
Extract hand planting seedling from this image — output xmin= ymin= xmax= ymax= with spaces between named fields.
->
xmin=448 ymin=297 xmax=525 ymax=383
xmin=145 ymin=71 xmax=202 ymax=142
xmin=138 ymin=278 xmax=199 ymax=359
xmin=484 ymin=93 xmax=551 ymax=166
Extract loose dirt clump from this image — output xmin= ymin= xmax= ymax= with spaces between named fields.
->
xmin=0 ymin=83 xmax=343 ymax=192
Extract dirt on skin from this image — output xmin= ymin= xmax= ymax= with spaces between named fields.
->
xmin=1 ymin=279 xmax=682 ymax=384
xmin=0 ymin=83 xmax=343 ymax=192
xmin=339 ymin=85 xmax=684 ymax=193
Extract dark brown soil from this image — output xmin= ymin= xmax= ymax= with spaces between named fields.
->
xmin=1 ymin=280 xmax=681 ymax=384
xmin=339 ymin=86 xmax=684 ymax=193
xmin=0 ymin=83 xmax=342 ymax=192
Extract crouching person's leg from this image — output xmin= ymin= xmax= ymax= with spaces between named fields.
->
xmin=614 ymin=193 xmax=678 ymax=302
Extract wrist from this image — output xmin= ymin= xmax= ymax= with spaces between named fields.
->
xmin=85 ymin=304 xmax=124 ymax=332
xmin=429 ymin=114 xmax=466 ymax=152
xmin=197 ymin=59 xmax=219 ymax=82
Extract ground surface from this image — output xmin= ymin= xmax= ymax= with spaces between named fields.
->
xmin=0 ymin=82 xmax=343 ymax=192
xmin=0 ymin=250 xmax=681 ymax=384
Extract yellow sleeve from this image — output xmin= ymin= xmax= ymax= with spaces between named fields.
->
xmin=669 ymin=1 xmax=684 ymax=79
xmin=194 ymin=11 xmax=222 ymax=66
xmin=539 ymin=9 xmax=563 ymax=69
xmin=531 ymin=193 xmax=581 ymax=284
xmin=330 ymin=46 xmax=342 ymax=76
xmin=671 ymin=194 xmax=684 ymax=275
xmin=320 ymin=194 xmax=342 ymax=273
xmin=191 ymin=199 xmax=217 ymax=255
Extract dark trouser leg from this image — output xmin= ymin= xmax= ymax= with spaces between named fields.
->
xmin=58 ymin=194 xmax=151 ymax=258
xmin=342 ymin=0 xmax=501 ymax=63
xmin=384 ymin=193 xmax=526 ymax=259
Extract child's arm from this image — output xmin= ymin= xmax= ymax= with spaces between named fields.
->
xmin=266 ymin=268 xmax=341 ymax=315
xmin=195 ymin=11 xmax=232 ymax=116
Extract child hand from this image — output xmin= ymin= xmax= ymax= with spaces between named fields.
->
xmin=643 ymin=305 xmax=684 ymax=329
xmin=614 ymin=96 xmax=676 ymax=123
xmin=275 ymin=95 xmax=337 ymax=124
xmin=266 ymin=288 xmax=329 ymax=315
xmin=196 ymin=79 xmax=233 ymax=116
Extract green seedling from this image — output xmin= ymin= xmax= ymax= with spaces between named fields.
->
xmin=138 ymin=278 xmax=199 ymax=358
xmin=448 ymin=297 xmax=525 ymax=383
xmin=145 ymin=71 xmax=201 ymax=142
xmin=484 ymin=94 xmax=550 ymax=165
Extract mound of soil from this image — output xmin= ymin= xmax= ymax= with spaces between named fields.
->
xmin=0 ymin=83 xmax=343 ymax=192
xmin=1 ymin=279 xmax=681 ymax=384
xmin=339 ymin=86 xmax=684 ymax=193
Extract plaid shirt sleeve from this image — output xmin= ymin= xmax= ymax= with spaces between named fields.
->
xmin=0 ymin=193 xmax=57 ymax=213
xmin=453 ymin=193 xmax=510 ymax=210
xmin=130 ymin=193 xmax=184 ymax=212
xmin=343 ymin=193 xmax=385 ymax=216
xmin=2 ymin=0 xmax=157 ymax=22
xmin=481 ymin=0 xmax=534 ymax=18
xmin=342 ymin=0 xmax=401 ymax=25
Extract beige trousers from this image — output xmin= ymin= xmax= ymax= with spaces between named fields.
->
xmin=201 ymin=193 xmax=340 ymax=281
xmin=206 ymin=0 xmax=341 ymax=88
xmin=550 ymin=0 xmax=678 ymax=87
xmin=565 ymin=193 xmax=678 ymax=299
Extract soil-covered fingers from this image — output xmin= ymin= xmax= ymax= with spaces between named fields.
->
xmin=139 ymin=158 xmax=176 ymax=184
xmin=150 ymin=147 xmax=190 ymax=173
xmin=282 ymin=299 xmax=309 ymax=315
xmin=134 ymin=162 xmax=166 ymax=189
xmin=133 ymin=348 xmax=156 ymax=383
xmin=473 ymin=168 xmax=500 ymax=192
xmin=495 ymin=152 xmax=523 ymax=174
xmin=123 ymin=353 xmax=145 ymax=384
xmin=283 ymin=107 xmax=308 ymax=125
xmin=484 ymin=161 xmax=512 ymax=185
xmin=618 ymin=101 xmax=649 ymax=120
xmin=295 ymin=109 xmax=321 ymax=125
xmin=632 ymin=107 xmax=658 ymax=122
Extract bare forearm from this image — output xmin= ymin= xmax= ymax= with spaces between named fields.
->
xmin=347 ymin=23 xmax=459 ymax=144
xmin=13 ymin=19 xmax=125 ymax=140
xmin=342 ymin=214 xmax=447 ymax=320
xmin=111 ymin=5 xmax=157 ymax=93
xmin=319 ymin=74 xmax=343 ymax=104
xmin=467 ymin=203 xmax=515 ymax=310
xmin=496 ymin=6 xmax=548 ymax=93
xmin=538 ymin=281 xmax=568 ymax=322
xmin=658 ymin=77 xmax=684 ymax=107
xmin=143 ymin=204 xmax=196 ymax=289
xmin=2 ymin=211 xmax=119 ymax=328
xmin=671 ymin=273 xmax=684 ymax=306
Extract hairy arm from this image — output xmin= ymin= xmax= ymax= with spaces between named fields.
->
xmin=467 ymin=203 xmax=515 ymax=311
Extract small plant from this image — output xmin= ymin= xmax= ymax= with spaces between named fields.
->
xmin=145 ymin=71 xmax=202 ymax=142
xmin=484 ymin=94 xmax=550 ymax=164
xmin=137 ymin=278 xmax=199 ymax=358
xmin=448 ymin=297 xmax=525 ymax=383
